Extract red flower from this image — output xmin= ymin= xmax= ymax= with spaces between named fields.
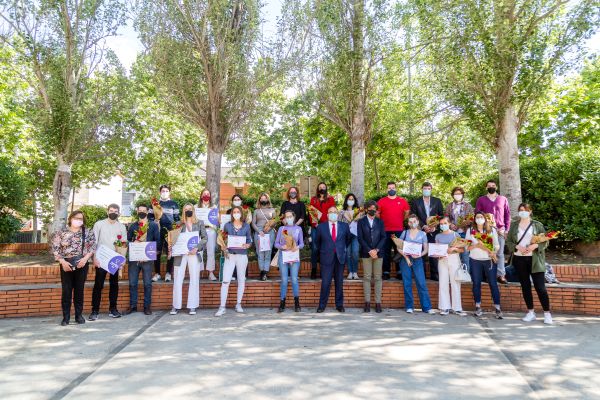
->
xmin=139 ymin=222 xmax=144 ymax=227
xmin=242 ymin=205 xmax=249 ymax=210
xmin=283 ymin=229 xmax=289 ymax=235
xmin=481 ymin=234 xmax=488 ymax=240
xmin=117 ymin=235 xmax=122 ymax=239
xmin=151 ymin=197 xmax=160 ymax=206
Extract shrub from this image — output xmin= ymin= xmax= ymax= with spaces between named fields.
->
xmin=79 ymin=205 xmax=108 ymax=229
xmin=0 ymin=213 xmax=23 ymax=243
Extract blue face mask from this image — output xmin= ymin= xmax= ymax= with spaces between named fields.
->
xmin=440 ymin=224 xmax=449 ymax=232
xmin=388 ymin=189 xmax=397 ymax=196
xmin=286 ymin=217 xmax=295 ymax=226
xmin=328 ymin=213 xmax=338 ymax=222
xmin=423 ymin=189 xmax=432 ymax=197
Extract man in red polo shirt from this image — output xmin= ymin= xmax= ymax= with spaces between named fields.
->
xmin=309 ymin=182 xmax=336 ymax=279
xmin=377 ymin=182 xmax=410 ymax=280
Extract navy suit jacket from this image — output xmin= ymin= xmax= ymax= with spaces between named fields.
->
xmin=357 ymin=217 xmax=387 ymax=259
xmin=315 ymin=221 xmax=352 ymax=265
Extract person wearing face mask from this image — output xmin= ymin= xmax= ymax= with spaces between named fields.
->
xmin=309 ymin=182 xmax=336 ymax=279
xmin=149 ymin=184 xmax=180 ymax=283
xmin=506 ymin=204 xmax=553 ymax=324
xmin=339 ymin=193 xmax=361 ymax=280
xmin=252 ymin=193 xmax=276 ymax=281
xmin=280 ymin=186 xmax=307 ymax=231
xmin=215 ymin=206 xmax=253 ymax=317
xmin=52 ymin=211 xmax=97 ymax=326
xmin=466 ymin=211 xmax=503 ymax=319
xmin=397 ymin=215 xmax=435 ymax=314
xmin=377 ymin=182 xmax=410 ymax=280
xmin=225 ymin=194 xmax=251 ymax=281
xmin=126 ymin=204 xmax=160 ymax=316
xmin=198 ymin=189 xmax=218 ymax=281
xmin=315 ymin=206 xmax=352 ymax=313
xmin=168 ymin=204 xmax=208 ymax=315
xmin=444 ymin=186 xmax=474 ymax=270
xmin=410 ymin=182 xmax=444 ymax=281
xmin=433 ymin=217 xmax=467 ymax=316
xmin=476 ymin=180 xmax=511 ymax=284
xmin=89 ymin=203 xmax=128 ymax=321
xmin=357 ymin=201 xmax=386 ymax=313
xmin=274 ymin=211 xmax=305 ymax=312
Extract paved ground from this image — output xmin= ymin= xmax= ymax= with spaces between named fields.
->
xmin=0 ymin=308 xmax=598 ymax=400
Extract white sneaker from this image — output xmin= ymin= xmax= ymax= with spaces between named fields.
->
xmin=152 ymin=273 xmax=161 ymax=282
xmin=522 ymin=311 xmax=537 ymax=322
xmin=214 ymin=307 xmax=226 ymax=317
xmin=426 ymin=309 xmax=436 ymax=315
xmin=406 ymin=308 xmax=414 ymax=314
xmin=235 ymin=304 xmax=244 ymax=313
xmin=169 ymin=308 xmax=178 ymax=315
xmin=440 ymin=309 xmax=450 ymax=315
xmin=209 ymin=272 xmax=217 ymax=281
xmin=347 ymin=273 xmax=353 ymax=280
xmin=453 ymin=310 xmax=468 ymax=317
xmin=165 ymin=272 xmax=172 ymax=282
xmin=189 ymin=308 xmax=196 ymax=315
xmin=544 ymin=313 xmax=553 ymax=325
xmin=232 ymin=276 xmax=236 ymax=281
xmin=353 ymin=273 xmax=360 ymax=279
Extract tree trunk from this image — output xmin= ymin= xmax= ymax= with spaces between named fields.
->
xmin=350 ymin=133 xmax=366 ymax=205
xmin=50 ymin=157 xmax=73 ymax=236
xmin=496 ymin=104 xmax=522 ymax=214
xmin=206 ymin=146 xmax=224 ymax=207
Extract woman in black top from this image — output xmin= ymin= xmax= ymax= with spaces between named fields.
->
xmin=280 ymin=186 xmax=306 ymax=230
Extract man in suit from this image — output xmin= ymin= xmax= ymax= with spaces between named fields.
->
xmin=357 ymin=201 xmax=387 ymax=313
xmin=410 ymin=182 xmax=444 ymax=281
xmin=315 ymin=206 xmax=352 ymax=312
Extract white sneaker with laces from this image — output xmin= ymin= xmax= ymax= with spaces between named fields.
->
xmin=440 ymin=309 xmax=450 ymax=315
xmin=169 ymin=308 xmax=178 ymax=315
xmin=165 ymin=272 xmax=172 ymax=282
xmin=354 ymin=273 xmax=360 ymax=279
xmin=209 ymin=272 xmax=217 ymax=281
xmin=189 ymin=308 xmax=196 ymax=315
xmin=235 ymin=304 xmax=244 ymax=313
xmin=406 ymin=308 xmax=414 ymax=314
xmin=426 ymin=309 xmax=436 ymax=315
xmin=522 ymin=311 xmax=537 ymax=322
xmin=152 ymin=273 xmax=161 ymax=282
xmin=347 ymin=273 xmax=353 ymax=280
xmin=544 ymin=312 xmax=553 ymax=325
xmin=214 ymin=307 xmax=226 ymax=317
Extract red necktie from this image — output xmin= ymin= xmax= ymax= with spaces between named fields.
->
xmin=332 ymin=223 xmax=337 ymax=242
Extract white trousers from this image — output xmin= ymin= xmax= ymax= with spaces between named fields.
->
xmin=173 ymin=255 xmax=200 ymax=309
xmin=220 ymin=254 xmax=248 ymax=307
xmin=201 ymin=228 xmax=216 ymax=271
xmin=438 ymin=254 xmax=463 ymax=312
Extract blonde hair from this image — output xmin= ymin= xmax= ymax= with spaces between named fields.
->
xmin=255 ymin=192 xmax=272 ymax=208
xmin=182 ymin=203 xmax=198 ymax=224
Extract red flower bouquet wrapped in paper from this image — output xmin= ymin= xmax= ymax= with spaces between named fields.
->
xmin=113 ymin=235 xmax=128 ymax=256
xmin=472 ymin=229 xmax=497 ymax=262
xmin=531 ymin=231 xmax=560 ymax=244
xmin=151 ymin=197 xmax=163 ymax=221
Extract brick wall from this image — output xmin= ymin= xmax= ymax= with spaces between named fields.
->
xmin=0 ymin=243 xmax=48 ymax=256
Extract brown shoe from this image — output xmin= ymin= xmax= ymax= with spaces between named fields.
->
xmin=364 ymin=302 xmax=371 ymax=312
xmin=125 ymin=307 xmax=137 ymax=315
xmin=144 ymin=307 xmax=152 ymax=315
xmin=497 ymin=276 xmax=508 ymax=284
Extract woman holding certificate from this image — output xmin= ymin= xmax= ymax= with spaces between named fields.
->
xmin=215 ymin=206 xmax=253 ymax=317
xmin=397 ymin=215 xmax=435 ymax=314
xmin=198 ymin=189 xmax=218 ymax=281
xmin=274 ymin=211 xmax=305 ymax=312
xmin=169 ymin=204 xmax=208 ymax=315
xmin=252 ymin=193 xmax=277 ymax=281
xmin=433 ymin=217 xmax=467 ymax=316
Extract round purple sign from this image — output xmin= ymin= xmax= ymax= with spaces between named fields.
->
xmin=208 ymin=208 xmax=219 ymax=225
xmin=145 ymin=242 xmax=157 ymax=259
xmin=187 ymin=236 xmax=199 ymax=250
xmin=108 ymin=255 xmax=126 ymax=275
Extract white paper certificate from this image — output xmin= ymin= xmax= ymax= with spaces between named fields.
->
xmin=258 ymin=234 xmax=271 ymax=252
xmin=220 ymin=214 xmax=231 ymax=229
xmin=172 ymin=231 xmax=200 ymax=257
xmin=349 ymin=221 xmax=358 ymax=236
xmin=282 ymin=249 xmax=300 ymax=264
xmin=227 ymin=235 xmax=246 ymax=249
xmin=195 ymin=207 xmax=219 ymax=227
xmin=128 ymin=242 xmax=157 ymax=261
xmin=429 ymin=243 xmax=448 ymax=258
xmin=402 ymin=241 xmax=423 ymax=258
xmin=96 ymin=244 xmax=126 ymax=275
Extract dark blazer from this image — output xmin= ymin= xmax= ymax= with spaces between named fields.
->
xmin=315 ymin=221 xmax=352 ymax=265
xmin=411 ymin=196 xmax=444 ymax=240
xmin=357 ymin=216 xmax=386 ymax=259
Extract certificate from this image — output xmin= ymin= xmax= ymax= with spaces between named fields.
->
xmin=258 ymin=234 xmax=271 ymax=252
xmin=195 ymin=207 xmax=219 ymax=227
xmin=282 ymin=249 xmax=300 ymax=263
xmin=96 ymin=244 xmax=126 ymax=275
xmin=128 ymin=242 xmax=157 ymax=261
xmin=402 ymin=241 xmax=423 ymax=258
xmin=227 ymin=235 xmax=246 ymax=249
xmin=429 ymin=243 xmax=448 ymax=258
xmin=172 ymin=231 xmax=199 ymax=257
xmin=349 ymin=221 xmax=358 ymax=236
xmin=220 ymin=214 xmax=231 ymax=229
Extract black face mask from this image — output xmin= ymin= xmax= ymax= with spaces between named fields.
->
xmin=185 ymin=210 xmax=193 ymax=218
xmin=289 ymin=192 xmax=297 ymax=199
xmin=318 ymin=188 xmax=327 ymax=195
xmin=367 ymin=209 xmax=377 ymax=216
xmin=260 ymin=200 xmax=268 ymax=206
xmin=108 ymin=212 xmax=118 ymax=220
xmin=137 ymin=212 xmax=147 ymax=220
xmin=487 ymin=187 xmax=497 ymax=194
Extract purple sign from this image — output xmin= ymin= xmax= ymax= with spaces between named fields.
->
xmin=208 ymin=208 xmax=219 ymax=225
xmin=107 ymin=255 xmax=126 ymax=275
xmin=187 ymin=236 xmax=199 ymax=251
xmin=145 ymin=242 xmax=157 ymax=260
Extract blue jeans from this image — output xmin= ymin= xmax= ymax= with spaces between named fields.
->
xmin=279 ymin=252 xmax=300 ymax=299
xmin=400 ymin=257 xmax=432 ymax=312
xmin=128 ymin=261 xmax=153 ymax=308
xmin=255 ymin=231 xmax=275 ymax=272
xmin=470 ymin=258 xmax=501 ymax=305
xmin=310 ymin=227 xmax=319 ymax=270
xmin=346 ymin=235 xmax=359 ymax=273
xmin=459 ymin=232 xmax=471 ymax=271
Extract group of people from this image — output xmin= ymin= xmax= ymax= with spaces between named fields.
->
xmin=51 ymin=180 xmax=554 ymax=326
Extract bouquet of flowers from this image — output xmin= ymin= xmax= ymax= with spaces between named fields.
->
xmin=151 ymin=197 xmax=163 ymax=221
xmin=307 ymin=205 xmax=322 ymax=225
xmin=134 ymin=222 xmax=148 ymax=242
xmin=531 ymin=231 xmax=560 ymax=244
xmin=457 ymin=213 xmax=475 ymax=230
xmin=282 ymin=229 xmax=297 ymax=251
xmin=167 ymin=222 xmax=182 ymax=249
xmin=216 ymin=228 xmax=229 ymax=256
xmin=485 ymin=213 xmax=496 ymax=228
xmin=113 ymin=235 xmax=128 ymax=256
xmin=352 ymin=207 xmax=365 ymax=222
xmin=426 ymin=215 xmax=441 ymax=229
xmin=242 ymin=205 xmax=253 ymax=224
xmin=264 ymin=216 xmax=281 ymax=232
xmin=472 ymin=229 xmax=497 ymax=262
xmin=391 ymin=234 xmax=412 ymax=267
xmin=450 ymin=237 xmax=471 ymax=249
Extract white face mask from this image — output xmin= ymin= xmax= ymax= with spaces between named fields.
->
xmin=286 ymin=217 xmax=295 ymax=226
xmin=453 ymin=194 xmax=463 ymax=202
xmin=476 ymin=218 xmax=486 ymax=226
xmin=232 ymin=213 xmax=242 ymax=220
xmin=410 ymin=221 xmax=419 ymax=229
xmin=71 ymin=220 xmax=84 ymax=228
xmin=347 ymin=200 xmax=355 ymax=207
xmin=160 ymin=191 xmax=170 ymax=200
xmin=518 ymin=211 xmax=530 ymax=219
xmin=233 ymin=200 xmax=242 ymax=207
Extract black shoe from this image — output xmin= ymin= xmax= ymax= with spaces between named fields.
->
xmin=278 ymin=299 xmax=286 ymax=313
xmin=382 ymin=273 xmax=390 ymax=280
xmin=125 ymin=307 xmax=137 ymax=315
xmin=336 ymin=306 xmax=345 ymax=313
xmin=316 ymin=307 xmax=325 ymax=313
xmin=375 ymin=303 xmax=382 ymax=313
xmin=294 ymin=297 xmax=301 ymax=312
xmin=75 ymin=315 xmax=85 ymax=324
xmin=497 ymin=276 xmax=508 ymax=284
xmin=259 ymin=271 xmax=265 ymax=281
xmin=262 ymin=272 xmax=269 ymax=281
xmin=109 ymin=309 xmax=122 ymax=318
xmin=88 ymin=311 xmax=99 ymax=321
xmin=60 ymin=318 xmax=69 ymax=326
xmin=396 ymin=275 xmax=402 ymax=280
xmin=144 ymin=307 xmax=152 ymax=315
xmin=364 ymin=302 xmax=370 ymax=312
xmin=310 ymin=268 xmax=317 ymax=280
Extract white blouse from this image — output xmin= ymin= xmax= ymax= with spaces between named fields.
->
xmin=514 ymin=223 xmax=535 ymax=257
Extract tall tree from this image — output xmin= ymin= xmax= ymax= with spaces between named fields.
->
xmin=137 ymin=0 xmax=308 ymax=205
xmin=412 ymin=0 xmax=599 ymax=211
xmin=0 ymin=0 xmax=130 ymax=234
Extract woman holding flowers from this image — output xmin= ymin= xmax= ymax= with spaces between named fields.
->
xmin=466 ymin=211 xmax=503 ymax=318
xmin=339 ymin=193 xmax=362 ymax=280
xmin=198 ymin=189 xmax=218 ymax=281
xmin=506 ymin=203 xmax=553 ymax=324
xmin=444 ymin=186 xmax=474 ymax=269
xmin=275 ymin=210 xmax=305 ymax=312
xmin=252 ymin=193 xmax=277 ymax=281
xmin=308 ymin=182 xmax=336 ymax=279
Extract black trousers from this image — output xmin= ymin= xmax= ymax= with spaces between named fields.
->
xmin=514 ymin=255 xmax=550 ymax=311
xmin=154 ymin=226 xmax=174 ymax=275
xmin=60 ymin=264 xmax=89 ymax=319
xmin=91 ymin=266 xmax=119 ymax=312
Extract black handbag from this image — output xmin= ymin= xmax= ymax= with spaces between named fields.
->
xmin=64 ymin=228 xmax=87 ymax=271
